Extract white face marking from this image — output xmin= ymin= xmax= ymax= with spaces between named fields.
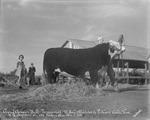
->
xmin=108 ymin=49 xmax=115 ymax=59
xmin=108 ymin=48 xmax=120 ymax=59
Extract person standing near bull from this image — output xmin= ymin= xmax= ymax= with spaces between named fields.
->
xmin=15 ymin=54 xmax=25 ymax=89
xmin=28 ymin=63 xmax=36 ymax=85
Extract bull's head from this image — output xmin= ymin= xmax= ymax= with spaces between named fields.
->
xmin=108 ymin=40 xmax=126 ymax=59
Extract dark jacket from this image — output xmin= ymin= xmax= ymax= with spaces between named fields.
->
xmin=28 ymin=67 xmax=36 ymax=76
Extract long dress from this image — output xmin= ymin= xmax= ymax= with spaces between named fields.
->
xmin=15 ymin=60 xmax=25 ymax=86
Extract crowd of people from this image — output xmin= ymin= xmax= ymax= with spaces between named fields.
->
xmin=15 ymin=54 xmax=36 ymax=89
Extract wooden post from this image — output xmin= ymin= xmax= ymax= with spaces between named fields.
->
xmin=69 ymin=42 xmax=72 ymax=48
xmin=149 ymin=62 xmax=150 ymax=84
xmin=126 ymin=62 xmax=129 ymax=84
xmin=145 ymin=63 xmax=148 ymax=85
xmin=148 ymin=58 xmax=150 ymax=83
xmin=117 ymin=60 xmax=120 ymax=77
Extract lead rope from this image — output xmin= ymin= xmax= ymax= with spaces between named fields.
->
xmin=118 ymin=35 xmax=125 ymax=76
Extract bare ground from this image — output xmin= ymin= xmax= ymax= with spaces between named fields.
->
xmin=0 ymin=84 xmax=149 ymax=120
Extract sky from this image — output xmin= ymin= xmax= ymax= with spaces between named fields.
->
xmin=0 ymin=0 xmax=149 ymax=75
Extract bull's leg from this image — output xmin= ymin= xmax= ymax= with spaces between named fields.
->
xmin=46 ymin=68 xmax=55 ymax=84
xmin=53 ymin=71 xmax=60 ymax=83
xmin=89 ymin=70 xmax=99 ymax=88
xmin=96 ymin=83 xmax=100 ymax=89
xmin=97 ymin=75 xmax=103 ymax=88
xmin=105 ymin=81 xmax=109 ymax=88
xmin=107 ymin=61 xmax=119 ymax=92
xmin=97 ymin=78 xmax=104 ymax=90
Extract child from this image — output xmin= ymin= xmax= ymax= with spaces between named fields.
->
xmin=28 ymin=63 xmax=36 ymax=85
xmin=15 ymin=54 xmax=25 ymax=89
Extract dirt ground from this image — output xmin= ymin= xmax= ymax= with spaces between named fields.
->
xmin=0 ymin=84 xmax=149 ymax=120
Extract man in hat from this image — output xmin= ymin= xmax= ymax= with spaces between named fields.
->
xmin=28 ymin=63 xmax=36 ymax=85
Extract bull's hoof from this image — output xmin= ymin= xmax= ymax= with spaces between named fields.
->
xmin=19 ymin=86 xmax=22 ymax=89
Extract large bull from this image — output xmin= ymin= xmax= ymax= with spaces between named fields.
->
xmin=43 ymin=42 xmax=118 ymax=89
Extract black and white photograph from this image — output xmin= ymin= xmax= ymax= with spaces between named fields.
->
xmin=0 ymin=0 xmax=150 ymax=120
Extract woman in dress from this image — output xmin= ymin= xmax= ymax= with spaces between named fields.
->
xmin=15 ymin=54 xmax=25 ymax=89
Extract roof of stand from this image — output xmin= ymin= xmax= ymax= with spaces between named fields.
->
xmin=62 ymin=39 xmax=150 ymax=62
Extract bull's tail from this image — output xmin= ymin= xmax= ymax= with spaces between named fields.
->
xmin=43 ymin=51 xmax=47 ymax=77
xmin=43 ymin=63 xmax=46 ymax=76
xmin=41 ymin=57 xmax=47 ymax=85
xmin=41 ymin=66 xmax=47 ymax=85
